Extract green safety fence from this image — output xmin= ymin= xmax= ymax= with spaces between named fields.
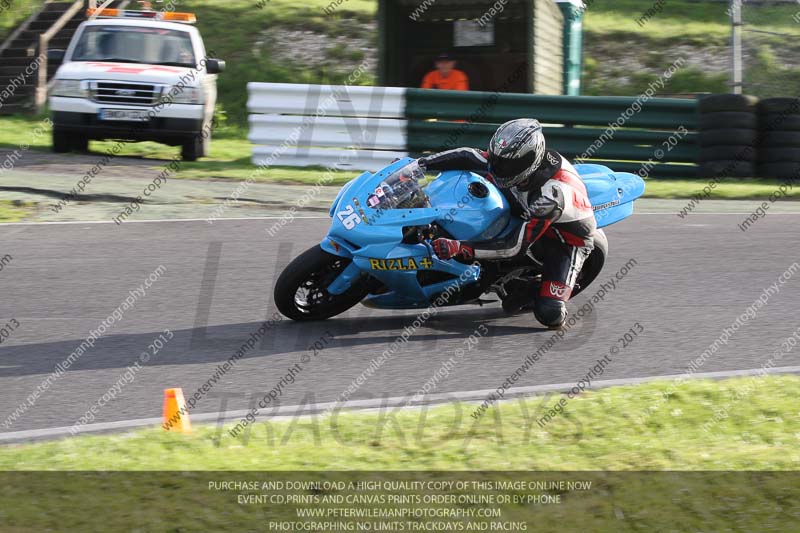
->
xmin=406 ymin=88 xmax=700 ymax=179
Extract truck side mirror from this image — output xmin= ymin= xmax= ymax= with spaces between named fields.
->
xmin=206 ymin=58 xmax=225 ymax=74
xmin=48 ymin=49 xmax=65 ymax=63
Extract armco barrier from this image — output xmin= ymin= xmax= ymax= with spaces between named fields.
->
xmin=247 ymin=83 xmax=700 ymax=178
xmin=247 ymin=83 xmax=408 ymax=171
xmin=406 ymin=89 xmax=700 ymax=179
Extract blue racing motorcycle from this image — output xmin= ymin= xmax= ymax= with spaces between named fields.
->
xmin=274 ymin=158 xmax=644 ymax=321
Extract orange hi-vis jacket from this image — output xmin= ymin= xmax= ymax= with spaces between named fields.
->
xmin=421 ymin=69 xmax=469 ymax=91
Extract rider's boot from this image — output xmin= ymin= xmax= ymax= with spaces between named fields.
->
xmin=501 ymin=279 xmax=540 ymax=314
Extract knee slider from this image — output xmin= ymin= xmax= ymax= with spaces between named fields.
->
xmin=534 ymin=298 xmax=567 ymax=327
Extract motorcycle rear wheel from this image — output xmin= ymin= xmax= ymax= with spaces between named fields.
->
xmin=274 ymin=245 xmax=369 ymax=321
xmin=571 ymin=228 xmax=608 ymax=297
xmin=499 ymin=228 xmax=608 ymax=314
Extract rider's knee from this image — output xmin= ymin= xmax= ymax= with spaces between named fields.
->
xmin=534 ymin=297 xmax=567 ymax=328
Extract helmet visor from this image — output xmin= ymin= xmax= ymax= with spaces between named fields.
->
xmin=488 ymin=153 xmax=533 ymax=184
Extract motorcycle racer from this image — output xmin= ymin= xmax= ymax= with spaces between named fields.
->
xmin=419 ymin=119 xmax=598 ymax=328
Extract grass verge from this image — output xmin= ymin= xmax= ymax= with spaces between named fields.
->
xmin=3 ymin=375 xmax=799 ymax=471
xmin=1 ymin=376 xmax=798 ymax=530
xmin=642 ymin=178 xmax=800 ymax=200
xmin=0 ymin=200 xmax=36 ymax=222
xmin=2 ymin=116 xmax=797 ymax=198
xmin=583 ymin=0 xmax=798 ymax=45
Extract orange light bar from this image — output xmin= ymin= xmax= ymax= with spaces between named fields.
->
xmin=161 ymin=12 xmax=197 ymax=23
xmin=86 ymin=8 xmax=196 ymax=24
xmin=87 ymin=8 xmax=121 ymax=17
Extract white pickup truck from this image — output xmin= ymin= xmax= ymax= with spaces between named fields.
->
xmin=48 ymin=8 xmax=225 ymax=160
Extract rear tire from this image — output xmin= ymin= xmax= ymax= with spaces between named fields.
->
xmin=761 ymin=131 xmax=800 ymax=147
xmin=698 ymin=144 xmax=755 ymax=162
xmin=763 ymin=114 xmax=800 ymax=131
xmin=698 ymin=128 xmax=758 ymax=146
xmin=758 ymin=97 xmax=800 ymax=115
xmin=698 ymin=94 xmax=758 ymax=113
xmin=699 ymin=160 xmax=756 ymax=178
xmin=274 ymin=245 xmax=370 ymax=321
xmin=699 ymin=111 xmax=757 ymax=130
xmin=758 ymin=162 xmax=800 ymax=179
xmin=759 ymin=147 xmax=800 ymax=162
xmin=572 ymin=228 xmax=607 ymax=298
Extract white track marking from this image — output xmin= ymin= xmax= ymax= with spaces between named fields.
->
xmin=3 ymin=364 xmax=800 ymax=442
xmin=0 ymin=216 xmax=330 ymax=226
xmin=2 ymin=212 xmax=799 ymax=227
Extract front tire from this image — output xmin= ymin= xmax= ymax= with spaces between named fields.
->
xmin=52 ymin=127 xmax=71 ymax=153
xmin=72 ymin=134 xmax=88 ymax=153
xmin=181 ymin=127 xmax=209 ymax=161
xmin=274 ymin=245 xmax=369 ymax=321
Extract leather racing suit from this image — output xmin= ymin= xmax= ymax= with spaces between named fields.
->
xmin=419 ymin=147 xmax=597 ymax=327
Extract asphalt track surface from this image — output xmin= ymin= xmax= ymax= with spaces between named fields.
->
xmin=1 ymin=212 xmax=799 ymax=437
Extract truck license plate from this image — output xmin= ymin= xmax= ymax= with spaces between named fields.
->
xmin=99 ymin=109 xmax=150 ymax=122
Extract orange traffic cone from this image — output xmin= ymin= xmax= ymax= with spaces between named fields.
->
xmin=162 ymin=388 xmax=192 ymax=433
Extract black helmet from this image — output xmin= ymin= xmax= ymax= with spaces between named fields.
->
xmin=487 ymin=119 xmax=546 ymax=188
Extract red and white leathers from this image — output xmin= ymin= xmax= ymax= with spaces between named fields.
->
xmin=420 ymin=147 xmax=597 ymax=327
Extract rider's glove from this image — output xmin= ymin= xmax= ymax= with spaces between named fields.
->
xmin=432 ymin=238 xmax=474 ymax=261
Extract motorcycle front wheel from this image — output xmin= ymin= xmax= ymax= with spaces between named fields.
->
xmin=274 ymin=245 xmax=370 ymax=321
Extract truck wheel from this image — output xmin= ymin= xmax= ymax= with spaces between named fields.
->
xmin=53 ymin=128 xmax=71 ymax=153
xmin=181 ymin=128 xmax=209 ymax=161
xmin=72 ymin=135 xmax=89 ymax=153
xmin=181 ymin=136 xmax=201 ymax=161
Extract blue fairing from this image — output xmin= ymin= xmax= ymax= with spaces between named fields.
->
xmin=575 ymin=164 xmax=646 ymax=228
xmin=321 ymin=157 xmax=644 ymax=309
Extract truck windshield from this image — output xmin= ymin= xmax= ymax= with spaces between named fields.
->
xmin=71 ymin=26 xmax=196 ymax=68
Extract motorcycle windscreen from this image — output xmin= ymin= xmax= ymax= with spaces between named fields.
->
xmin=363 ymin=161 xmax=430 ymax=211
